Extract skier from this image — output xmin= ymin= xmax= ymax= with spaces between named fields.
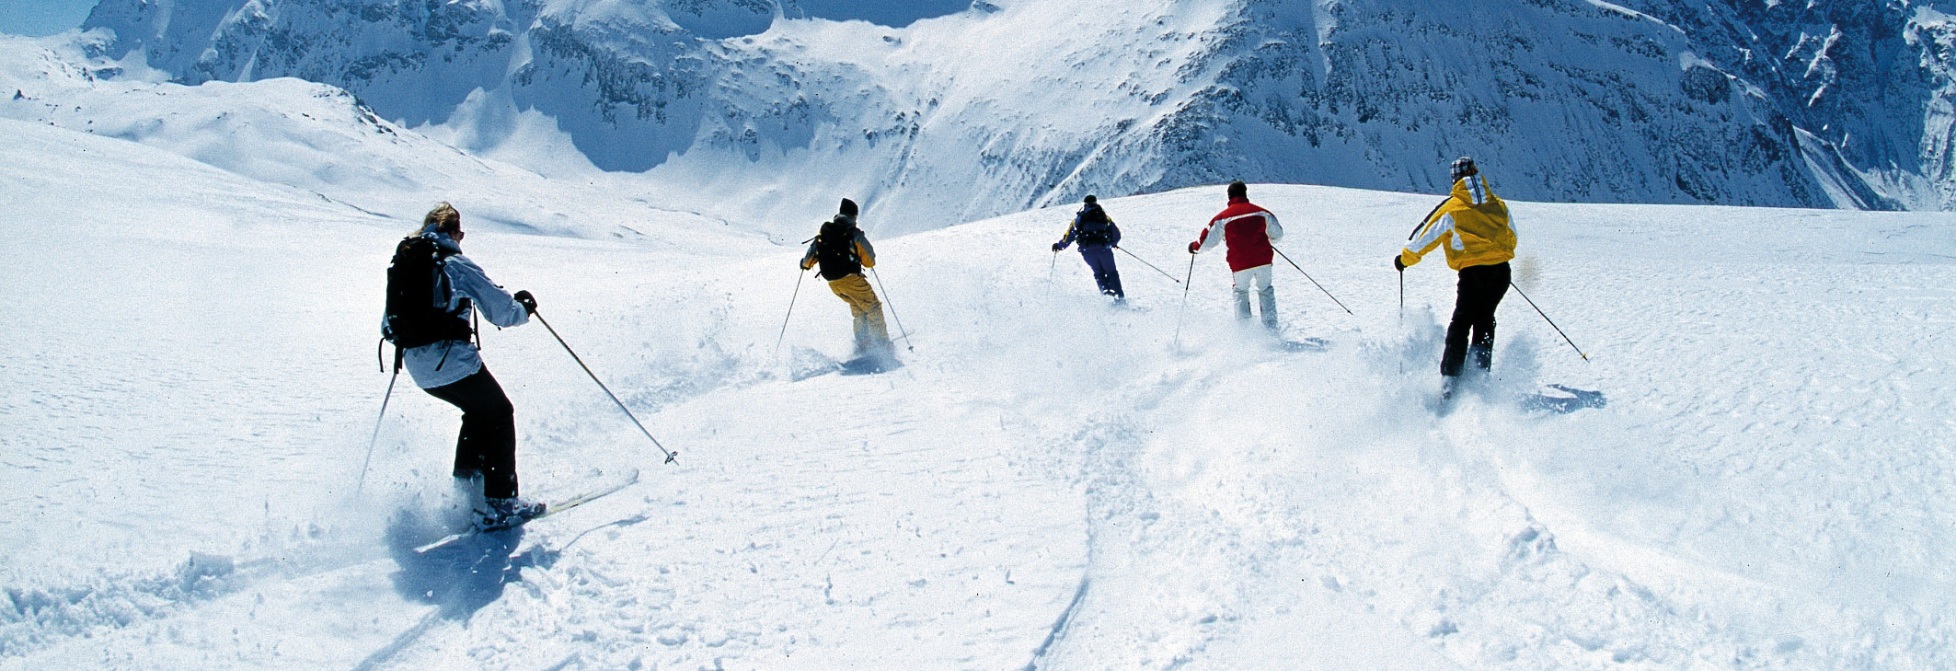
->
xmin=1188 ymin=180 xmax=1285 ymax=330
xmin=386 ymin=203 xmax=544 ymax=530
xmin=1395 ymin=156 xmax=1517 ymax=399
xmin=1051 ymin=194 xmax=1125 ymax=302
xmin=800 ymin=198 xmax=894 ymax=362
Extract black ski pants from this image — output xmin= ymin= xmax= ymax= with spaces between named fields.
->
xmin=1442 ymin=262 xmax=1510 ymax=377
xmin=423 ymin=366 xmax=520 ymax=500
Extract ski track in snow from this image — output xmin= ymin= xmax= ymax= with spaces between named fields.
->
xmin=5 ymin=75 xmax=1956 ymax=671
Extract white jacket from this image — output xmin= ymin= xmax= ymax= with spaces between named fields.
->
xmin=402 ymin=232 xmax=530 ymax=389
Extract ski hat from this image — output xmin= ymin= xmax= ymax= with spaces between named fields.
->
xmin=1227 ymin=180 xmax=1247 ymax=199
xmin=1083 ymin=194 xmax=1097 ymax=205
xmin=1450 ymin=156 xmax=1478 ymax=181
xmin=839 ymin=198 xmax=858 ymax=217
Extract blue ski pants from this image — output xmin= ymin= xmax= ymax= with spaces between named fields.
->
xmin=1079 ymin=246 xmax=1124 ymax=298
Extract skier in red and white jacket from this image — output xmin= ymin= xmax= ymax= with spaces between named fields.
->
xmin=1188 ymin=180 xmax=1285 ymax=330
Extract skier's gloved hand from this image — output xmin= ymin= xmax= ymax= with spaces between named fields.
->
xmin=514 ymin=290 xmax=538 ymax=315
xmin=1392 ymin=255 xmax=1405 ymax=271
xmin=1187 ymin=241 xmax=1200 ymax=254
xmin=1051 ymin=242 xmax=1063 ymax=252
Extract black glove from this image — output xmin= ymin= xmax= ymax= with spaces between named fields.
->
xmin=1392 ymin=255 xmax=1405 ymax=272
xmin=1051 ymin=242 xmax=1063 ymax=252
xmin=514 ymin=290 xmax=538 ymax=314
xmin=1188 ymin=241 xmax=1200 ymax=254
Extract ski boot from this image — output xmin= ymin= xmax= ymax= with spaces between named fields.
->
xmin=475 ymin=496 xmax=546 ymax=531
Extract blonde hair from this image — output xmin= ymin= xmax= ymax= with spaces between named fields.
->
xmin=422 ymin=202 xmax=461 ymax=234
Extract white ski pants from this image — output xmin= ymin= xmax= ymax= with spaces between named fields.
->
xmin=1230 ymin=264 xmax=1278 ymax=329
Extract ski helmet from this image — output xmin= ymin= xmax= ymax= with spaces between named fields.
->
xmin=1450 ymin=157 xmax=1478 ymax=181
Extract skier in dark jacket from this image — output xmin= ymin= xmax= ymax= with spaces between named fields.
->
xmin=1051 ymin=195 xmax=1125 ymax=301
xmin=800 ymin=198 xmax=894 ymax=361
xmin=392 ymin=203 xmax=544 ymax=530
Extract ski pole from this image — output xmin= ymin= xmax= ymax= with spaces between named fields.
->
xmin=1045 ymin=250 xmax=1058 ymax=297
xmin=868 ymin=267 xmax=914 ymax=352
xmin=1508 ymin=281 xmax=1589 ymax=361
xmin=356 ymin=349 xmax=403 ymax=495
xmin=1396 ymin=266 xmax=1405 ymax=374
xmin=1113 ymin=246 xmax=1183 ymax=284
xmin=533 ymin=310 xmax=679 ymax=464
xmin=1408 ymin=197 xmax=1448 ymax=240
xmin=774 ymin=267 xmax=808 ymax=357
xmin=1271 ymin=248 xmax=1353 ymax=315
xmin=1173 ymin=253 xmax=1196 ymax=350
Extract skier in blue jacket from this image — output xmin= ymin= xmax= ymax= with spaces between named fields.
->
xmin=1051 ymin=195 xmax=1125 ymax=301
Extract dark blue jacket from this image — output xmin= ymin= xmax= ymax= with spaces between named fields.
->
xmin=1055 ymin=204 xmax=1121 ymax=251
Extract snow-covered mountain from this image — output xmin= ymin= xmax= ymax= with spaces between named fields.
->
xmin=0 ymin=31 xmax=775 ymax=249
xmin=74 ymin=0 xmax=1956 ymax=234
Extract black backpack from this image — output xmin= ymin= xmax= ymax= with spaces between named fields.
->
xmin=1074 ymin=206 xmax=1115 ymax=246
xmin=382 ymin=235 xmax=472 ymax=350
xmin=813 ymin=219 xmax=863 ymax=280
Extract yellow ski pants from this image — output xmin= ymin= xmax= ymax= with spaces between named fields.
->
xmin=827 ymin=274 xmax=891 ymax=353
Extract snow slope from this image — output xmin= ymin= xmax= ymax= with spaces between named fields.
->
xmin=5 ymin=65 xmax=1956 ymax=669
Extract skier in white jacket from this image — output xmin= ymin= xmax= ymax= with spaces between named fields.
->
xmin=396 ymin=203 xmax=543 ymax=530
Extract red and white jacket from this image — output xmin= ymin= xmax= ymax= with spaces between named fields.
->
xmin=1193 ymin=197 xmax=1284 ymax=272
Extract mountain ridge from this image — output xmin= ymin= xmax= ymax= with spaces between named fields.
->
xmin=75 ymin=0 xmax=1956 ymax=230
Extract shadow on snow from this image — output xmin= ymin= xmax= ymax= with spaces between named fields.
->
xmin=381 ymin=512 xmax=558 ymax=621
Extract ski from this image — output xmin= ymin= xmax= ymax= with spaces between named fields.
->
xmin=1429 ymin=383 xmax=1606 ymax=416
xmin=1272 ymin=337 xmax=1329 ymax=353
xmin=1519 ymin=384 xmax=1606 ymax=414
xmin=787 ymin=347 xmax=839 ymax=381
xmin=838 ymin=353 xmax=903 ymax=375
xmin=413 ymin=468 xmax=641 ymax=553
xmin=789 ymin=346 xmax=904 ymax=379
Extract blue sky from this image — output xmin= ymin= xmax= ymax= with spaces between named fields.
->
xmin=0 ymin=0 xmax=96 ymax=37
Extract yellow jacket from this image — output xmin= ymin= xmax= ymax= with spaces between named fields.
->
xmin=1400 ymin=175 xmax=1516 ymax=271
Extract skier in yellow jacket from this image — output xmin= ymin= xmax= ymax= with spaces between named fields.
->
xmin=801 ymin=198 xmax=893 ymax=361
xmin=1396 ymin=157 xmax=1517 ymax=397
